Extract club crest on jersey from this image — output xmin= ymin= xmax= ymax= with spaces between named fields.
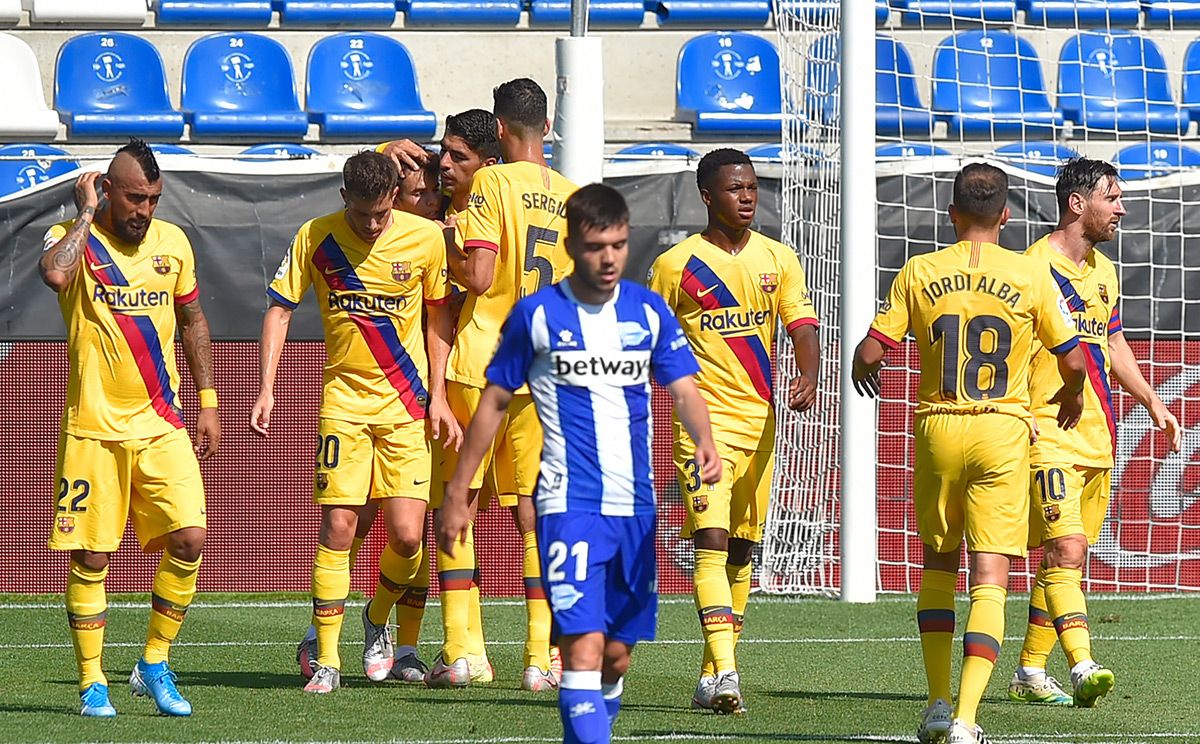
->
xmin=57 ymin=516 xmax=75 ymax=534
xmin=1098 ymin=283 xmax=1109 ymax=304
xmin=1044 ymin=504 xmax=1061 ymax=523
xmin=316 ymin=472 xmax=329 ymax=491
xmin=153 ymin=255 xmax=171 ymax=275
xmin=692 ymin=494 xmax=709 ymax=513
xmin=392 ymin=261 xmax=411 ymax=282
xmin=759 ymin=272 xmax=779 ymax=294
xmin=556 ymin=329 xmax=578 ymax=349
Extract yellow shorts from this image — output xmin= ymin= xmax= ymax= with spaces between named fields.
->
xmin=314 ymin=417 xmax=431 ymax=506
xmin=443 ymin=381 xmax=541 ymax=507
xmin=677 ymin=436 xmax=774 ymax=543
xmin=914 ymin=413 xmax=1030 ymax=557
xmin=1028 ymin=464 xmax=1112 ymax=547
xmin=48 ymin=428 xmax=206 ymax=553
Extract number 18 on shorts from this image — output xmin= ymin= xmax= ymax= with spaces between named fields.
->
xmin=536 ymin=512 xmax=659 ymax=645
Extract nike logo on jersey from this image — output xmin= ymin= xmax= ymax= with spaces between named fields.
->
xmin=413 ymin=478 xmax=430 ymax=486
xmin=89 ymin=262 xmax=113 ymax=272
xmin=324 ymin=266 xmax=345 ymax=275
xmin=696 ymin=285 xmax=717 ymax=298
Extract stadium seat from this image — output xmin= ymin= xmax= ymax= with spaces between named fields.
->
xmin=1113 ymin=142 xmax=1200 ymax=180
xmin=149 ymin=143 xmax=194 ymax=154
xmin=613 ymin=142 xmax=700 ymax=159
xmin=307 ymin=33 xmax=435 ymax=140
xmin=1020 ymin=0 xmax=1140 ymax=27
xmin=931 ymin=30 xmax=1062 ymax=137
xmin=876 ymin=142 xmax=951 ymax=158
xmin=775 ymin=1 xmax=889 ymax=24
xmin=1179 ymin=39 xmax=1200 ymax=122
xmin=652 ymin=0 xmax=770 ymax=26
xmin=1144 ymin=0 xmax=1200 ymax=27
xmin=29 ymin=0 xmax=147 ymax=24
xmin=876 ymin=36 xmax=935 ymax=137
xmin=278 ymin=0 xmax=396 ymax=25
xmin=156 ymin=1 xmax=273 ymax=26
xmin=55 ymin=33 xmax=184 ymax=139
xmin=529 ymin=0 xmax=643 ymax=27
xmin=676 ymin=31 xmax=782 ymax=136
xmin=182 ymin=32 xmax=308 ymax=139
xmin=0 ymin=144 xmax=78 ymax=198
xmin=404 ymin=0 xmax=521 ymax=26
xmin=240 ymin=143 xmax=320 ymax=159
xmin=894 ymin=0 xmax=1017 ymax=26
xmin=0 ymin=34 xmax=62 ymax=139
xmin=992 ymin=141 xmax=1079 ymax=176
xmin=1058 ymin=31 xmax=1189 ymax=134
xmin=0 ymin=1 xmax=20 ymax=25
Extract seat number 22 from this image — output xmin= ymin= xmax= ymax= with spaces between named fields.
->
xmin=546 ymin=540 xmax=589 ymax=582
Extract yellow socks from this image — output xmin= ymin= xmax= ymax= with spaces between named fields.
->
xmin=66 ymin=561 xmax=108 ymax=689
xmin=312 ymin=544 xmax=351 ymax=668
xmin=916 ymin=569 xmax=956 ymax=705
xmin=956 ymin=583 xmax=1006 ymax=728
xmin=467 ymin=566 xmax=486 ymax=660
xmin=368 ymin=543 xmax=422 ymax=626
xmin=1018 ymin=564 xmax=1056 ymax=671
xmin=701 ymin=560 xmax=753 ymax=677
xmin=395 ymin=543 xmax=429 ymax=648
xmin=522 ymin=530 xmax=552 ymax=671
xmin=348 ymin=536 xmax=366 ymax=569
xmin=1044 ymin=566 xmax=1091 ymax=667
xmin=438 ymin=521 xmax=476 ymax=662
xmin=694 ymin=548 xmax=736 ymax=674
xmin=143 ymin=552 xmax=201 ymax=665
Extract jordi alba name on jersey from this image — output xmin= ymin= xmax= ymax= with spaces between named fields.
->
xmin=648 ymin=231 xmax=818 ymax=452
xmin=45 ymin=219 xmax=198 ymax=441
xmin=486 ymin=280 xmax=700 ymax=518
xmin=450 ymin=162 xmax=578 ymax=388
xmin=870 ymin=240 xmax=1079 ymax=421
xmin=1026 ymin=236 xmax=1122 ymax=467
xmin=269 ymin=210 xmax=450 ymax=424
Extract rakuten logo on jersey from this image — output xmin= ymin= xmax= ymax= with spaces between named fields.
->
xmin=551 ymin=350 xmax=650 ymax=386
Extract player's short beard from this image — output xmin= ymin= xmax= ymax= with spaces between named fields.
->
xmin=115 ymin=219 xmax=149 ymax=245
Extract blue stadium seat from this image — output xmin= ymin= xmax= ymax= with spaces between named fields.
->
xmin=156 ymin=1 xmax=273 ymax=26
xmin=652 ymin=0 xmax=770 ymax=26
xmin=306 ymin=33 xmax=436 ymax=140
xmin=528 ymin=0 xmax=643 ymax=27
xmin=182 ymin=32 xmax=308 ymax=139
xmin=774 ymin=1 xmax=889 ymax=24
xmin=55 ymin=33 xmax=184 ymax=139
xmin=876 ymin=36 xmax=935 ymax=137
xmin=1020 ymin=0 xmax=1140 ymax=27
xmin=676 ymin=32 xmax=782 ymax=136
xmin=1144 ymin=0 xmax=1200 ymax=27
xmin=992 ymin=141 xmax=1079 ymax=176
xmin=895 ymin=0 xmax=1017 ymax=26
xmin=404 ymin=0 xmax=521 ymax=25
xmin=1113 ymin=142 xmax=1200 ymax=180
xmin=0 ymin=144 xmax=78 ymax=198
xmin=150 ymin=143 xmax=194 ymax=154
xmin=614 ymin=142 xmax=700 ymax=159
xmin=1180 ymin=39 xmax=1200 ymax=122
xmin=1058 ymin=31 xmax=1189 ymax=134
xmin=931 ymin=30 xmax=1062 ymax=137
xmin=876 ymin=142 xmax=951 ymax=158
xmin=240 ymin=143 xmax=321 ymax=159
xmin=278 ymin=0 xmax=396 ymax=25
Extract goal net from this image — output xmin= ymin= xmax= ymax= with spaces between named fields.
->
xmin=766 ymin=1 xmax=1200 ymax=595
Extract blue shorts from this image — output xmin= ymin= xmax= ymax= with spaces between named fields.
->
xmin=536 ymin=512 xmax=658 ymax=645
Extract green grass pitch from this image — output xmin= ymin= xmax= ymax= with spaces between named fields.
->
xmin=1 ymin=593 xmax=1197 ymax=743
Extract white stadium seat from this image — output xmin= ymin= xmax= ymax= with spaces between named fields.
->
xmin=0 ymin=0 xmax=21 ymax=25
xmin=0 ymin=33 xmax=61 ymax=138
xmin=29 ymin=0 xmax=146 ymax=24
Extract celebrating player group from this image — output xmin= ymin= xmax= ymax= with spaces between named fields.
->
xmin=38 ymin=74 xmax=1178 ymax=744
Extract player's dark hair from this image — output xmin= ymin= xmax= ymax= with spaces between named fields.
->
xmin=445 ymin=108 xmax=500 ymax=161
xmin=493 ymin=78 xmax=547 ymax=137
xmin=419 ymin=146 xmax=440 ymax=183
xmin=566 ymin=183 xmax=629 ymax=238
xmin=1056 ymin=157 xmax=1120 ymax=213
xmin=696 ymin=148 xmax=754 ymax=191
xmin=115 ymin=137 xmax=160 ymax=182
xmin=343 ymin=150 xmax=398 ymax=201
xmin=952 ymin=162 xmax=1009 ymax=220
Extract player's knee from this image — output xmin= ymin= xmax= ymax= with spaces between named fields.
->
xmin=389 ymin=531 xmax=423 ymax=558
xmin=512 ymin=498 xmax=537 ymax=534
xmin=319 ymin=508 xmax=358 ymax=550
xmin=603 ymin=642 xmax=632 ymax=679
xmin=166 ymin=527 xmax=205 ymax=562
xmin=693 ymin=528 xmax=729 ymax=552
xmin=71 ymin=550 xmax=110 ymax=572
xmin=1044 ymin=535 xmax=1087 ymax=570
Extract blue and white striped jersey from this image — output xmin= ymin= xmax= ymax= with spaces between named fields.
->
xmin=486 ymin=279 xmax=700 ymax=517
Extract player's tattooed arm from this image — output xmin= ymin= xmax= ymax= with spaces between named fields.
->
xmin=39 ymin=172 xmax=103 ymax=292
xmin=177 ymin=298 xmax=215 ymax=391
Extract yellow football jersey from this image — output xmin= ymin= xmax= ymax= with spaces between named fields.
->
xmin=870 ymin=240 xmax=1079 ymax=421
xmin=269 ymin=209 xmax=450 ymax=424
xmin=44 ymin=219 xmax=198 ymax=441
xmin=1025 ymin=236 xmax=1121 ymax=468
xmin=649 ymin=231 xmax=818 ymax=452
xmin=448 ymin=161 xmax=577 ymax=387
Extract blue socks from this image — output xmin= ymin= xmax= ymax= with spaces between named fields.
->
xmin=559 ymin=670 xmax=608 ymax=744
xmin=601 ymin=677 xmax=623 ymax=729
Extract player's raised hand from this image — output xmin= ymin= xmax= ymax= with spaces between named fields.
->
xmin=250 ymin=389 xmax=274 ymax=438
xmin=196 ymin=408 xmax=221 ymax=460
xmin=428 ymin=397 xmax=463 ymax=452
xmin=694 ymin=439 xmax=722 ymax=485
xmin=1049 ymin=385 xmax=1084 ymax=430
xmin=381 ymin=139 xmax=430 ymax=173
xmin=1150 ymin=402 xmax=1183 ymax=453
xmin=73 ymin=171 xmax=102 ymax=214
xmin=787 ymin=373 xmax=817 ymax=412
